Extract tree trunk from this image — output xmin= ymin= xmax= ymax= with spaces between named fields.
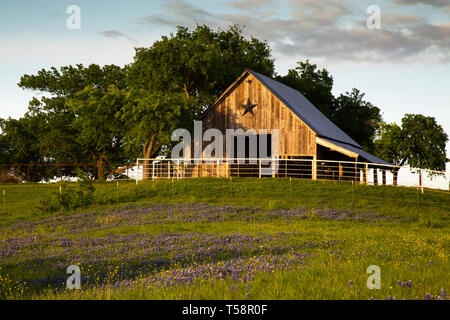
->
xmin=183 ymin=83 xmax=190 ymax=99
xmin=97 ymin=159 xmax=105 ymax=180
xmin=142 ymin=133 xmax=157 ymax=181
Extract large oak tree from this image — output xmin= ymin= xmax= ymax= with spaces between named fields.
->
xmin=127 ymin=24 xmax=275 ymax=115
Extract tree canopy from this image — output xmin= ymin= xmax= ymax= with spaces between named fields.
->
xmin=375 ymin=114 xmax=448 ymax=171
xmin=333 ymin=89 xmax=382 ymax=153
xmin=127 ymin=24 xmax=275 ymax=115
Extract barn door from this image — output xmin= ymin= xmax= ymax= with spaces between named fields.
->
xmin=233 ymin=134 xmax=272 ymax=161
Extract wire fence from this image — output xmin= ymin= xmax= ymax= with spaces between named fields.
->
xmin=0 ymin=159 xmax=448 ymax=216
xmin=0 ymin=159 xmax=448 ymax=192
xmin=0 ymin=163 xmax=136 ymax=183
xmin=136 ymin=158 xmax=450 ymax=191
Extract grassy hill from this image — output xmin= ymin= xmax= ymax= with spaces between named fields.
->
xmin=0 ymin=178 xmax=448 ymax=299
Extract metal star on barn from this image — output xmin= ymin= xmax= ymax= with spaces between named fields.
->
xmin=241 ymin=98 xmax=257 ymax=116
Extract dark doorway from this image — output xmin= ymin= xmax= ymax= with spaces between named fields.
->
xmin=230 ymin=134 xmax=272 ymax=177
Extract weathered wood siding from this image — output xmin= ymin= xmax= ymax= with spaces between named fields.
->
xmin=204 ymin=72 xmax=317 ymax=157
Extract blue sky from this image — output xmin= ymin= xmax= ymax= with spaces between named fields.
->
xmin=0 ymin=0 xmax=449 ymax=162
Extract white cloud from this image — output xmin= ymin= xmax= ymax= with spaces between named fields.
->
xmin=0 ymin=34 xmax=136 ymax=66
xmin=140 ymin=0 xmax=450 ymax=64
xmin=392 ymin=0 xmax=450 ymax=8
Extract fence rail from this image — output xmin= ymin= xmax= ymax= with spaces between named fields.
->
xmin=136 ymin=158 xmax=450 ymax=191
xmin=0 ymin=163 xmax=136 ymax=183
xmin=0 ymin=159 xmax=448 ymax=191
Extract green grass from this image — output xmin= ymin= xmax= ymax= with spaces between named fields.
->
xmin=0 ymin=178 xmax=448 ymax=300
xmin=1 ymin=178 xmax=448 ymax=226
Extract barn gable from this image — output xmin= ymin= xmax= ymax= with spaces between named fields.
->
xmin=203 ymin=69 xmax=390 ymax=165
xmin=203 ymin=69 xmax=317 ymax=156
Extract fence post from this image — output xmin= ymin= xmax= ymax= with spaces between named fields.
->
xmin=416 ymin=185 xmax=419 ymax=207
xmin=289 ymin=177 xmax=292 ymax=201
xmin=364 ymin=163 xmax=368 ymax=185
xmin=351 ymin=180 xmax=354 ymax=207
xmin=172 ymin=178 xmax=175 ymax=200
xmin=216 ymin=159 xmax=220 ymax=178
xmin=259 ymin=159 xmax=262 ymax=178
xmin=419 ymin=169 xmax=423 ymax=192
xmin=2 ymin=189 xmax=5 ymax=211
xmin=312 ymin=156 xmax=317 ymax=180
xmin=152 ymin=161 xmax=155 ymax=181
xmin=136 ymin=159 xmax=139 ymax=185
xmin=116 ymin=181 xmax=119 ymax=204
xmin=420 ymin=169 xmax=424 ymax=194
xmin=271 ymin=157 xmax=275 ymax=178
xmin=168 ymin=161 xmax=170 ymax=179
xmin=178 ymin=159 xmax=181 ymax=180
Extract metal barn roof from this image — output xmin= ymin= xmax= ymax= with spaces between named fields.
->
xmin=249 ymin=69 xmax=362 ymax=148
xmin=249 ymin=69 xmax=391 ymax=165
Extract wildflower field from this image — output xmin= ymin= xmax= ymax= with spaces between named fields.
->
xmin=0 ymin=178 xmax=448 ymax=300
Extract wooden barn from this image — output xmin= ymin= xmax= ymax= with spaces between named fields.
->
xmin=199 ymin=69 xmax=391 ymax=182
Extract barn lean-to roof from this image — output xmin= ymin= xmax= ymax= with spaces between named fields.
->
xmin=204 ymin=69 xmax=391 ymax=165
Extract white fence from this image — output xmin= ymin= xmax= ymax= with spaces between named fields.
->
xmin=134 ymin=158 xmax=450 ymax=191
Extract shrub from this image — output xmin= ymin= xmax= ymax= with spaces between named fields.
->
xmin=38 ymin=171 xmax=95 ymax=213
xmin=0 ymin=170 xmax=21 ymax=184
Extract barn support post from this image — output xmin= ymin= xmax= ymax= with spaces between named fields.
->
xmin=382 ymin=170 xmax=386 ymax=185
xmin=312 ymin=156 xmax=317 ymax=180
